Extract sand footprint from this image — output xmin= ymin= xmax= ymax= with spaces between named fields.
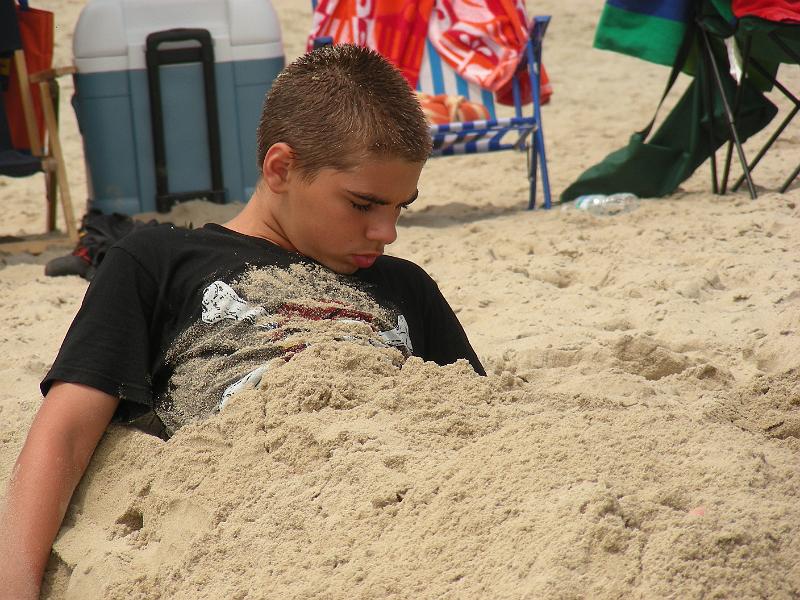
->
xmin=706 ymin=369 xmax=800 ymax=440
xmin=611 ymin=334 xmax=692 ymax=380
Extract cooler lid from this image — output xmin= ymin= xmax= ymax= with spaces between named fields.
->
xmin=74 ymin=0 xmax=283 ymax=73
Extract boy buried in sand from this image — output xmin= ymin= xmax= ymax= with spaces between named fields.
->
xmin=0 ymin=44 xmax=484 ymax=597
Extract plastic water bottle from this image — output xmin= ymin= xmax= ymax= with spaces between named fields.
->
xmin=573 ymin=193 xmax=640 ymax=216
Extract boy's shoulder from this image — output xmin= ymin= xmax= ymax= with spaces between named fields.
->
xmin=372 ymin=254 xmax=431 ymax=279
xmin=104 ymin=223 xmax=246 ymax=280
xmin=113 ymin=222 xmax=245 ymax=257
xmin=111 ymin=222 xmax=188 ymax=253
xmin=361 ymin=254 xmax=440 ymax=297
xmin=117 ymin=222 xmax=207 ymax=245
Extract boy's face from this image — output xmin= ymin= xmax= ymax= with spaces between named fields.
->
xmin=277 ymin=157 xmax=424 ymax=274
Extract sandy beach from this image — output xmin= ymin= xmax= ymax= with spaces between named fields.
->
xmin=1 ymin=1 xmax=799 ymax=598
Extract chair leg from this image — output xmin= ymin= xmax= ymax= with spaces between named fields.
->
xmin=780 ymin=162 xmax=800 ymax=193
xmin=527 ymin=143 xmax=538 ymax=210
xmin=700 ymin=28 xmax=757 ymax=199
xmin=770 ymin=33 xmax=800 ymax=191
xmin=525 ymin=25 xmax=552 ymax=210
xmin=700 ymin=39 xmax=720 ymax=194
xmin=46 ymin=79 xmax=59 ymax=232
xmin=719 ymin=35 xmax=753 ymax=194
xmin=732 ymin=102 xmax=800 ymax=191
xmin=535 ymin=127 xmax=551 ymax=209
xmin=12 ymin=50 xmax=43 ymax=157
xmin=45 ymin=169 xmax=57 ymax=232
xmin=731 ymin=54 xmax=800 ymax=193
xmin=39 ymin=80 xmax=78 ymax=242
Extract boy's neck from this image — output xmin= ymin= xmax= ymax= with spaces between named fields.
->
xmin=222 ymin=190 xmax=295 ymax=251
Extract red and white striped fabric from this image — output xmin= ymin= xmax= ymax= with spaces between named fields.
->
xmin=308 ymin=0 xmax=551 ymax=100
xmin=308 ymin=0 xmax=435 ymax=88
xmin=427 ymin=0 xmax=530 ymax=92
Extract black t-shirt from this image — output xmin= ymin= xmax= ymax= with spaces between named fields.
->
xmin=42 ymin=223 xmax=484 ymax=438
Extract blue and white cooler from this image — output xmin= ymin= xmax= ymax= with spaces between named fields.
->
xmin=73 ymin=0 xmax=284 ymax=214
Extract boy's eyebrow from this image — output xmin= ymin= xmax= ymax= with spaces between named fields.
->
xmin=349 ymin=189 xmax=419 ymax=206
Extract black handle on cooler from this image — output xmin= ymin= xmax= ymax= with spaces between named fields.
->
xmin=145 ymin=28 xmax=225 ymax=213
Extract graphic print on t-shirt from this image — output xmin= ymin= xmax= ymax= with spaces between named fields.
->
xmin=159 ymin=262 xmax=411 ymax=435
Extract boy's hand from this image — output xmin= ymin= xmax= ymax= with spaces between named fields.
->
xmin=0 ymin=382 xmax=119 ymax=598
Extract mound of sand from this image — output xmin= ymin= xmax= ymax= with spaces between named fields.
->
xmin=2 ymin=1 xmax=799 ymax=598
xmin=44 ymin=341 xmax=800 ymax=599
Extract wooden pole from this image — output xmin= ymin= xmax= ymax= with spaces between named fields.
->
xmin=38 ymin=80 xmax=78 ymax=242
xmin=12 ymin=50 xmax=43 ymax=157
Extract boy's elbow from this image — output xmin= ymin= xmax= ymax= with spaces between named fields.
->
xmin=34 ymin=382 xmax=119 ymax=471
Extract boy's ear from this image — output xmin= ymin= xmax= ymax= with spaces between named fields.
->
xmin=261 ymin=143 xmax=295 ymax=194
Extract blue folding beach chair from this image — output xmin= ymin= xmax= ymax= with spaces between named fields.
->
xmin=420 ymin=16 xmax=551 ymax=209
xmin=309 ymin=3 xmax=552 ymax=209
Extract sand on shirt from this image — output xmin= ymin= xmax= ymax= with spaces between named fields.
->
xmin=162 ymin=262 xmax=396 ymax=432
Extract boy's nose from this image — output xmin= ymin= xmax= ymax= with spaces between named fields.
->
xmin=366 ymin=215 xmax=398 ymax=245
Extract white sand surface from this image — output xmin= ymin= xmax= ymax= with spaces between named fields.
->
xmin=1 ymin=1 xmax=799 ymax=598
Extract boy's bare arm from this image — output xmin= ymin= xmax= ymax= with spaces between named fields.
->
xmin=0 ymin=382 xmax=118 ymax=600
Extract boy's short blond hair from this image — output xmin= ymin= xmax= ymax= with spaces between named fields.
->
xmin=256 ymin=44 xmax=432 ymax=180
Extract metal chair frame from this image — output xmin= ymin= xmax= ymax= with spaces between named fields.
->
xmin=700 ymin=17 xmax=800 ymax=198
xmin=427 ymin=16 xmax=551 ymax=209
xmin=721 ymin=31 xmax=800 ymax=194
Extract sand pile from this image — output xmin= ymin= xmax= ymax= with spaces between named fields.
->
xmin=43 ymin=339 xmax=800 ymax=599
xmin=1 ymin=1 xmax=799 ymax=598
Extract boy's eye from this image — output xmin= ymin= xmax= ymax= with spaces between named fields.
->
xmin=351 ymin=201 xmax=371 ymax=212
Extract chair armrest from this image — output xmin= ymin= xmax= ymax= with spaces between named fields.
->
xmin=512 ymin=16 xmax=551 ymax=72
xmin=506 ymin=15 xmax=551 ymax=115
xmin=529 ymin=16 xmax=551 ymax=49
xmin=29 ymin=65 xmax=77 ymax=84
xmin=525 ymin=15 xmax=551 ymax=100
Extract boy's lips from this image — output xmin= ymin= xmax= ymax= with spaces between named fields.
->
xmin=352 ymin=253 xmax=380 ymax=268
